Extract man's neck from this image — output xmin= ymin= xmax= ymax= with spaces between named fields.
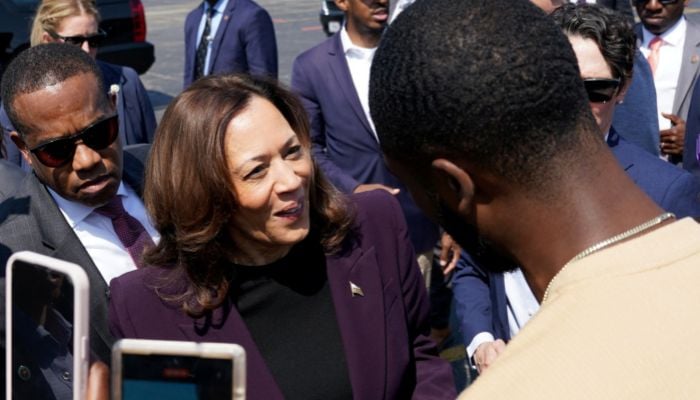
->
xmin=492 ymin=150 xmax=666 ymax=302
xmin=344 ymin=23 xmax=382 ymax=49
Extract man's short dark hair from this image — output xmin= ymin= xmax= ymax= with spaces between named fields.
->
xmin=0 ymin=43 xmax=106 ymax=137
xmin=551 ymin=4 xmax=636 ymax=90
xmin=370 ymin=0 xmax=600 ymax=193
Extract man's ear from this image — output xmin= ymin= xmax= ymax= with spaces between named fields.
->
xmin=430 ymin=158 xmax=476 ymax=218
xmin=334 ymin=0 xmax=349 ymax=12
xmin=10 ymin=131 xmax=33 ymax=167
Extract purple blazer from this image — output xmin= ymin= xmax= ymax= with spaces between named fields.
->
xmin=109 ymin=191 xmax=455 ymax=399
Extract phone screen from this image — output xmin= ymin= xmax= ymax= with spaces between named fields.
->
xmin=121 ymin=354 xmax=233 ymax=400
xmin=10 ymin=259 xmax=76 ymax=400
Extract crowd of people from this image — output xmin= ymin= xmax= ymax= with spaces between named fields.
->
xmin=1 ymin=0 xmax=700 ymax=399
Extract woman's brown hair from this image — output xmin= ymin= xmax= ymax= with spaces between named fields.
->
xmin=144 ymin=74 xmax=354 ymax=317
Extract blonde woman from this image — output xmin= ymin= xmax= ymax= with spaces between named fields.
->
xmin=1 ymin=0 xmax=156 ymax=168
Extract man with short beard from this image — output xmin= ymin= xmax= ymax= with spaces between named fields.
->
xmin=291 ymin=0 xmax=442 ymax=282
xmin=370 ymin=0 xmax=700 ymax=398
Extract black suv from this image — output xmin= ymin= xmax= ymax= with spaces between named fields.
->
xmin=0 ymin=0 xmax=154 ymax=81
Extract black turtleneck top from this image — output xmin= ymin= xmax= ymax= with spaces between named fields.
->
xmin=231 ymin=240 xmax=353 ymax=400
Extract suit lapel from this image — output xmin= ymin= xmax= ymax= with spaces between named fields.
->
xmin=175 ymin=299 xmax=285 ymax=399
xmin=209 ymin=0 xmax=238 ymax=71
xmin=327 ymin=35 xmax=376 ymax=139
xmin=674 ymin=21 xmax=700 ymax=114
xmin=326 ymin=244 xmax=387 ymax=398
xmin=27 ymin=176 xmax=114 ymax=361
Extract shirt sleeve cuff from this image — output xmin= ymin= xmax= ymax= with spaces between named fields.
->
xmin=466 ymin=332 xmax=496 ymax=358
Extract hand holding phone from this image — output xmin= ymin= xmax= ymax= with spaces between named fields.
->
xmin=112 ymin=339 xmax=246 ymax=400
xmin=5 ymin=251 xmax=90 ymax=400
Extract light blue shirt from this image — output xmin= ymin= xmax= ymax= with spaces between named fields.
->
xmin=196 ymin=0 xmax=230 ymax=76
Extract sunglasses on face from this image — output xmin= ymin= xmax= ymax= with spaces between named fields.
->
xmin=582 ymin=78 xmax=621 ymax=104
xmin=633 ymin=0 xmax=681 ymax=5
xmin=27 ymin=114 xmax=119 ymax=168
xmin=46 ymin=29 xmax=107 ymax=48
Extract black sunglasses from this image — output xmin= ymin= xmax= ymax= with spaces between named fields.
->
xmin=28 ymin=114 xmax=119 ymax=168
xmin=633 ymin=0 xmax=681 ymax=5
xmin=47 ymin=29 xmax=107 ymax=48
xmin=582 ymin=78 xmax=621 ymax=104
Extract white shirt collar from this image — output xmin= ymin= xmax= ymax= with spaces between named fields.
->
xmin=642 ymin=16 xmax=686 ymax=48
xmin=340 ymin=26 xmax=377 ymax=59
xmin=48 ymin=182 xmax=127 ymax=229
xmin=204 ymin=0 xmax=228 ymax=15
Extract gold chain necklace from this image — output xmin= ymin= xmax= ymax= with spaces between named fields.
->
xmin=542 ymin=212 xmax=675 ymax=302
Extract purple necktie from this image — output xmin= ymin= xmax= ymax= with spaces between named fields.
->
xmin=95 ymin=197 xmax=154 ymax=268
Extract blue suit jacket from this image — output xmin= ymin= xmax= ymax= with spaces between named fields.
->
xmin=453 ymin=128 xmax=700 ymax=347
xmin=682 ymin=80 xmax=700 ymax=176
xmin=612 ymin=51 xmax=660 ymax=156
xmin=291 ymin=33 xmax=439 ymax=253
xmin=183 ymin=0 xmax=278 ymax=88
xmin=1 ymin=61 xmax=156 ymax=170
xmin=109 ymin=191 xmax=455 ymax=399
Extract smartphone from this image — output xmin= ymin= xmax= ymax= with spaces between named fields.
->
xmin=112 ymin=339 xmax=246 ymax=400
xmin=5 ymin=251 xmax=90 ymax=400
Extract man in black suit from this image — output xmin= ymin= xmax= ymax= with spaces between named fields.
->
xmin=0 ymin=140 xmax=24 ymax=200
xmin=0 ymin=43 xmax=155 ymax=364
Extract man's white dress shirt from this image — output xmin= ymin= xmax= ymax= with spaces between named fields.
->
xmin=639 ymin=17 xmax=686 ymax=132
xmin=340 ymin=27 xmax=379 ymax=141
xmin=49 ymin=182 xmax=159 ymax=285
xmin=467 ymin=268 xmax=540 ymax=358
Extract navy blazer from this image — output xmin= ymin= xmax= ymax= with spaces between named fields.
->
xmin=683 ymin=80 xmax=700 ymax=176
xmin=453 ymin=128 xmax=700 ymax=348
xmin=612 ymin=51 xmax=660 ymax=157
xmin=109 ymin=191 xmax=455 ymax=399
xmin=1 ymin=61 xmax=156 ymax=171
xmin=183 ymin=0 xmax=278 ymax=88
xmin=291 ymin=33 xmax=439 ymax=253
xmin=0 ymin=145 xmax=150 ymax=363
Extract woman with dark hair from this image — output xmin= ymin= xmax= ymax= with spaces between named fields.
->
xmin=108 ymin=74 xmax=454 ymax=399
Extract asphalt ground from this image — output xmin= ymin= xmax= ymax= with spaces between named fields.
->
xmin=141 ymin=1 xmax=700 ymax=118
xmin=140 ymin=0 xmax=328 ymax=118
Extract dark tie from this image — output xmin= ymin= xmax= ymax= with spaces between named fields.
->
xmin=95 ymin=196 xmax=155 ymax=269
xmin=194 ymin=5 xmax=215 ymax=81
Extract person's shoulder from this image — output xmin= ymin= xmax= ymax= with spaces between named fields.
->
xmin=350 ymin=190 xmax=403 ymax=228
xmin=295 ymin=34 xmax=337 ymax=64
xmin=0 ymin=159 xmax=25 ymax=188
xmin=118 ymin=65 xmax=140 ymax=82
xmin=185 ymin=2 xmax=203 ymax=19
xmin=685 ymin=14 xmax=700 ymax=32
xmin=110 ymin=265 xmax=169 ymax=300
xmin=124 ymin=143 xmax=151 ymax=165
xmin=233 ymin=0 xmax=272 ymax=20
xmin=617 ymin=137 xmax=689 ymax=180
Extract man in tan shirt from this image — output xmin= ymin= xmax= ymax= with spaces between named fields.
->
xmin=369 ymin=0 xmax=700 ymax=398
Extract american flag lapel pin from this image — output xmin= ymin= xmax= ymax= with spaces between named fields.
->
xmin=349 ymin=281 xmax=364 ymax=297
